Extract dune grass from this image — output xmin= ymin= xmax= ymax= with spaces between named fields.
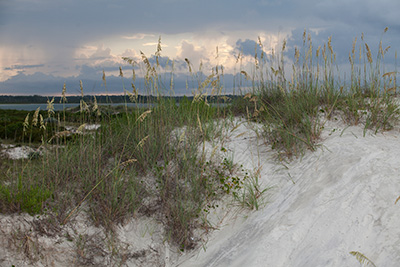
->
xmin=0 ymin=29 xmax=398 ymax=262
xmin=232 ymin=28 xmax=398 ymax=159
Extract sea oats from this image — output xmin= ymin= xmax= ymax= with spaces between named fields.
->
xmin=241 ymin=70 xmax=250 ymax=80
xmin=258 ymin=36 xmax=263 ymax=48
xmin=136 ymin=110 xmax=152 ymax=123
xmin=254 ymin=43 xmax=259 ymax=69
xmin=93 ymin=95 xmax=101 ymax=116
xmin=39 ymin=114 xmax=45 ymax=130
xmin=49 ymin=130 xmax=71 ymax=142
xmin=60 ymin=83 xmax=67 ymax=103
xmin=32 ymin=107 xmax=40 ymax=127
xmin=23 ymin=113 xmax=30 ymax=133
xmin=349 ymin=251 xmax=376 ymax=267
xmin=80 ymin=99 xmax=89 ymax=113
xmin=379 ymin=41 xmax=384 ymax=57
xmin=178 ymin=129 xmax=186 ymax=143
xmin=102 ymin=71 xmax=107 ymax=87
xmin=185 ymin=58 xmax=192 ymax=73
xmin=316 ymin=46 xmax=321 ymax=58
xmin=47 ymin=97 xmax=55 ymax=116
xmin=352 ymin=37 xmax=357 ymax=56
xmin=140 ymin=51 xmax=150 ymax=71
xmin=119 ymin=66 xmax=123 ymax=77
xmin=365 ymin=43 xmax=373 ymax=64
xmin=200 ymin=74 xmax=214 ymax=89
xmin=328 ymin=36 xmax=333 ymax=55
xmin=197 ymin=113 xmax=203 ymax=135
xmin=137 ymin=135 xmax=149 ymax=149
xmin=77 ymin=124 xmax=86 ymax=133
xmin=121 ymin=159 xmax=137 ymax=167
xmin=384 ymin=46 xmax=391 ymax=54
xmin=294 ymin=47 xmax=300 ymax=64
xmin=244 ymin=93 xmax=252 ymax=99
xmin=156 ymin=36 xmax=162 ymax=54
xmin=129 ymin=84 xmax=138 ymax=102
xmin=79 ymin=80 xmax=84 ymax=97
xmin=395 ymin=195 xmax=400 ymax=204
xmin=156 ymin=36 xmax=162 ymax=66
xmin=382 ymin=71 xmax=396 ymax=78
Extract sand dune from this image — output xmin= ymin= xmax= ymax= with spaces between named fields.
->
xmin=1 ymin=118 xmax=400 ymax=266
xmin=176 ymin=119 xmax=400 ymax=266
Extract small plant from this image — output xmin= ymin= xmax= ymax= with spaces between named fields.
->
xmin=349 ymin=251 xmax=377 ymax=267
xmin=232 ymin=168 xmax=270 ymax=210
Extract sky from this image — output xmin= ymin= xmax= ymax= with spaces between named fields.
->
xmin=0 ymin=0 xmax=399 ymax=96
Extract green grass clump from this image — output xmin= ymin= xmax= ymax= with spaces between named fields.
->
xmin=231 ymin=28 xmax=398 ymax=158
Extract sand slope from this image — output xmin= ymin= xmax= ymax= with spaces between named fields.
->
xmin=177 ymin=119 xmax=400 ymax=267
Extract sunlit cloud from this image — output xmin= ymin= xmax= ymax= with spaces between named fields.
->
xmin=122 ymin=33 xmax=155 ymax=40
xmin=142 ymin=42 xmax=169 ymax=48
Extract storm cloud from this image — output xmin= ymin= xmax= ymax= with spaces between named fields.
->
xmin=0 ymin=0 xmax=399 ymax=95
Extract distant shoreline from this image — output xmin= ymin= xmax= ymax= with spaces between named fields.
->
xmin=0 ymin=94 xmax=238 ymax=104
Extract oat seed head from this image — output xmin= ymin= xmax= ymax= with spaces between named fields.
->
xmin=282 ymin=39 xmax=287 ymax=52
xmin=93 ymin=95 xmax=100 ymax=116
xmin=80 ymin=80 xmax=84 ymax=97
xmin=61 ymin=83 xmax=67 ymax=103
xmin=39 ymin=115 xmax=45 ymax=130
xmin=384 ymin=46 xmax=391 ymax=54
xmin=141 ymin=51 xmax=151 ymax=72
xmin=137 ymin=135 xmax=149 ymax=148
xmin=32 ymin=107 xmax=40 ymax=127
xmin=316 ymin=46 xmax=321 ymax=58
xmin=185 ymin=58 xmax=192 ymax=73
xmin=136 ymin=110 xmax=152 ymax=123
xmin=328 ymin=36 xmax=333 ymax=55
xmin=102 ymin=71 xmax=106 ymax=87
xmin=80 ymin=99 xmax=89 ymax=113
xmin=365 ymin=43 xmax=373 ymax=64
xmin=156 ymin=36 xmax=162 ymax=66
xmin=241 ymin=70 xmax=250 ymax=80
xmin=77 ymin=124 xmax=86 ymax=133
xmin=23 ymin=113 xmax=30 ymax=132
xmin=294 ymin=47 xmax=300 ymax=63
xmin=351 ymin=37 xmax=357 ymax=56
xmin=47 ymin=97 xmax=55 ymax=116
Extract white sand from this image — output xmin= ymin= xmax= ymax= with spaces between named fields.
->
xmin=174 ymin=119 xmax=400 ymax=266
xmin=1 ymin=118 xmax=400 ymax=266
xmin=1 ymin=144 xmax=39 ymax=160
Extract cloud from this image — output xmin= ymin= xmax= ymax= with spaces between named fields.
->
xmin=1 ymin=0 xmax=400 ymax=95
xmin=142 ymin=42 xmax=168 ymax=48
xmin=234 ymin=39 xmax=267 ymax=59
xmin=122 ymin=33 xmax=155 ymax=40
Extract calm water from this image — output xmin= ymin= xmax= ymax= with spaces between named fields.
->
xmin=0 ymin=103 xmax=153 ymax=111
